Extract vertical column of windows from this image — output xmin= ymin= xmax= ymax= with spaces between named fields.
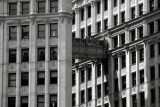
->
xmin=131 ymin=7 xmax=135 ymax=19
xmin=121 ymin=11 xmax=125 ymax=23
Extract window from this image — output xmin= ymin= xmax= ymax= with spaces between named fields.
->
xmin=150 ymin=66 xmax=155 ymax=81
xmin=120 ymin=33 xmax=125 ymax=45
xmin=21 ymin=49 xmax=29 ymax=62
xmin=50 ymin=70 xmax=57 ymax=84
xmin=114 ymin=57 xmax=118 ymax=71
xmin=21 ymin=72 xmax=29 ymax=86
xmin=158 ymin=42 xmax=160 ymax=55
xmin=158 ymin=0 xmax=160 ymax=9
xmin=121 ymin=0 xmax=125 ymax=4
xmin=114 ymin=0 xmax=117 ymax=7
xmin=81 ymin=70 xmax=85 ymax=83
xmin=114 ymin=100 xmax=119 ymax=107
xmin=21 ymin=96 xmax=28 ymax=107
xmin=72 ymin=71 xmax=76 ymax=86
xmin=104 ymin=19 xmax=108 ymax=30
xmin=72 ymin=93 xmax=76 ymax=106
xmin=97 ymin=84 xmax=101 ymax=98
xmin=37 ymin=95 xmax=44 ymax=107
xmin=87 ymin=5 xmax=91 ymax=18
xmin=37 ymin=71 xmax=45 ymax=85
xmin=150 ymin=44 xmax=155 ymax=58
xmin=80 ymin=8 xmax=84 ymax=21
xmin=121 ymin=11 xmax=125 ymax=23
xmin=149 ymin=0 xmax=154 ymax=12
xmin=97 ymin=21 xmax=101 ymax=33
xmin=50 ymin=0 xmax=58 ymax=13
xmin=38 ymin=48 xmax=45 ymax=61
xmin=131 ymin=29 xmax=136 ymax=41
xmin=97 ymin=1 xmax=101 ymax=14
xmin=114 ymin=15 xmax=118 ymax=26
xmin=9 ymin=49 xmax=16 ymax=63
xmin=149 ymin=22 xmax=154 ymax=34
xmin=139 ymin=48 xmax=144 ymax=62
xmin=87 ymin=26 xmax=91 ymax=37
xmin=72 ymin=32 xmax=75 ymax=38
xmin=8 ymin=97 xmax=15 ymax=107
xmin=104 ymin=103 xmax=109 ymax=107
xmin=9 ymin=3 xmax=17 ymax=15
xmin=8 ymin=73 xmax=16 ymax=87
xmin=158 ymin=19 xmax=160 ymax=31
xmin=140 ymin=92 xmax=145 ymax=107
xmin=104 ymin=82 xmax=109 ymax=95
xmin=113 ymin=36 xmax=118 ymax=48
xmin=139 ymin=4 xmax=143 ymax=16
xmin=131 ymin=7 xmax=135 ymax=19
xmin=38 ymin=1 xmax=45 ymax=13
xmin=132 ymin=94 xmax=137 ymax=107
xmin=50 ymin=23 xmax=58 ymax=37
xmin=50 ymin=47 xmax=57 ymax=60
xmin=22 ymin=2 xmax=29 ymax=14
xmin=151 ymin=89 xmax=155 ymax=104
xmin=22 ymin=25 xmax=29 ymax=39
xmin=132 ymin=51 xmax=136 ymax=65
xmin=72 ymin=12 xmax=75 ymax=25
xmin=97 ymin=64 xmax=101 ymax=77
xmin=104 ymin=0 xmax=108 ymax=11
xmin=122 ymin=76 xmax=126 ymax=90
xmin=132 ymin=72 xmax=136 ymax=86
xmin=121 ymin=54 xmax=126 ymax=68
xmin=159 ymin=64 xmax=160 ymax=78
xmin=50 ymin=94 xmax=57 ymax=107
xmin=38 ymin=24 xmax=45 ymax=38
xmin=122 ymin=98 xmax=126 ymax=107
xmin=81 ymin=28 xmax=85 ymax=39
xmin=87 ymin=67 xmax=92 ymax=81
xmin=140 ymin=69 xmax=144 ymax=84
xmin=114 ymin=78 xmax=118 ymax=92
xmin=81 ymin=90 xmax=85 ymax=104
xmin=9 ymin=26 xmax=17 ymax=40
xmin=88 ymin=88 xmax=92 ymax=101
xmin=138 ymin=26 xmax=143 ymax=38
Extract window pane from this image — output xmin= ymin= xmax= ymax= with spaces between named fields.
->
xmin=9 ymin=26 xmax=17 ymax=40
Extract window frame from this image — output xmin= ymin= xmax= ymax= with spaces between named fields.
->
xmin=21 ymin=72 xmax=29 ymax=86
xmin=8 ymin=73 xmax=16 ymax=87
xmin=37 ymin=71 xmax=45 ymax=85
xmin=9 ymin=3 xmax=17 ymax=15
xmin=37 ymin=1 xmax=46 ymax=13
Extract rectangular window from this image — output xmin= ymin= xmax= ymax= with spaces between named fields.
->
xmin=114 ymin=0 xmax=117 ymax=7
xmin=158 ymin=42 xmax=160 ymax=55
xmin=121 ymin=11 xmax=125 ymax=23
xmin=151 ymin=89 xmax=155 ymax=104
xmin=104 ymin=0 xmax=108 ymax=10
xmin=97 ymin=1 xmax=101 ymax=14
xmin=72 ymin=12 xmax=75 ymax=25
xmin=87 ymin=26 xmax=91 ymax=37
xmin=72 ymin=93 xmax=76 ymax=106
xmin=114 ymin=100 xmax=119 ymax=107
xmin=122 ymin=54 xmax=126 ymax=68
xmin=150 ymin=44 xmax=155 ymax=58
xmin=104 ymin=103 xmax=109 ymax=107
xmin=150 ymin=66 xmax=155 ymax=81
xmin=149 ymin=22 xmax=154 ymax=34
xmin=37 ymin=95 xmax=44 ymax=107
xmin=149 ymin=0 xmax=154 ymax=12
xmin=158 ymin=19 xmax=160 ymax=31
xmin=21 ymin=49 xmax=29 ymax=62
xmin=97 ymin=84 xmax=101 ymax=98
xmin=38 ymin=48 xmax=45 ymax=61
xmin=88 ymin=88 xmax=92 ymax=101
xmin=72 ymin=32 xmax=75 ymax=38
xmin=139 ymin=4 xmax=143 ymax=16
xmin=158 ymin=0 xmax=160 ymax=8
xmin=132 ymin=72 xmax=136 ymax=86
xmin=21 ymin=72 xmax=29 ymax=86
xmin=132 ymin=51 xmax=136 ymax=65
xmin=38 ymin=1 xmax=45 ymax=13
xmin=81 ymin=28 xmax=85 ymax=39
xmin=87 ymin=67 xmax=92 ymax=81
xmin=81 ymin=8 xmax=84 ymax=21
xmin=114 ymin=78 xmax=118 ymax=92
xmin=104 ymin=82 xmax=109 ymax=95
xmin=121 ymin=33 xmax=125 ymax=45
xmin=22 ymin=25 xmax=29 ymax=39
xmin=50 ymin=94 xmax=57 ymax=107
xmin=50 ymin=70 xmax=57 ymax=84
xmin=9 ymin=26 xmax=17 ymax=40
xmin=50 ymin=0 xmax=58 ymax=13
xmin=138 ymin=26 xmax=143 ymax=38
xmin=21 ymin=96 xmax=28 ymax=107
xmin=22 ymin=2 xmax=29 ymax=14
xmin=8 ymin=97 xmax=15 ymax=107
xmin=131 ymin=29 xmax=136 ymax=41
xmin=140 ymin=69 xmax=144 ymax=84
xmin=140 ymin=92 xmax=145 ymax=106
xmin=114 ymin=57 xmax=118 ymax=71
xmin=81 ymin=90 xmax=85 ymax=104
xmin=37 ymin=71 xmax=45 ymax=85
xmin=87 ymin=5 xmax=91 ymax=18
xmin=50 ymin=23 xmax=58 ymax=37
xmin=9 ymin=49 xmax=16 ymax=63
xmin=104 ymin=19 xmax=108 ymax=30
xmin=131 ymin=7 xmax=135 ymax=19
xmin=8 ymin=73 xmax=16 ymax=87
xmin=38 ymin=24 xmax=45 ymax=38
xmin=72 ymin=71 xmax=76 ymax=86
xmin=114 ymin=15 xmax=118 ymax=26
xmin=132 ymin=94 xmax=137 ymax=107
xmin=122 ymin=76 xmax=126 ymax=90
xmin=139 ymin=48 xmax=144 ymax=62
xmin=97 ymin=21 xmax=101 ymax=33
xmin=113 ymin=36 xmax=118 ymax=48
xmin=159 ymin=64 xmax=160 ymax=78
xmin=9 ymin=3 xmax=17 ymax=15
xmin=97 ymin=64 xmax=101 ymax=77
xmin=50 ymin=47 xmax=57 ymax=60
xmin=81 ymin=70 xmax=85 ymax=83
xmin=122 ymin=97 xmax=126 ymax=107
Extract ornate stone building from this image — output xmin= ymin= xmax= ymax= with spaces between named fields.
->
xmin=0 ymin=0 xmax=72 ymax=107
xmin=72 ymin=0 xmax=160 ymax=107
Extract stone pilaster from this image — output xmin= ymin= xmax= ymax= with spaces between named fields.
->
xmin=17 ymin=2 xmax=21 ymax=15
xmin=92 ymin=62 xmax=96 ymax=107
xmin=125 ymin=0 xmax=130 ymax=21
xmin=101 ymin=0 xmax=104 ymax=32
xmin=46 ymin=0 xmax=49 ymax=14
xmin=91 ymin=1 xmax=96 ymax=35
xmin=76 ymin=67 xmax=80 ymax=107
xmin=101 ymin=62 xmax=104 ymax=107
xmin=143 ymin=0 xmax=148 ymax=14
xmin=30 ymin=0 xmax=36 ymax=14
xmin=84 ymin=6 xmax=87 ymax=38
xmin=108 ymin=0 xmax=113 ymax=28
xmin=75 ymin=8 xmax=80 ymax=38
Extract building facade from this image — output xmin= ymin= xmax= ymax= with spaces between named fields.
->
xmin=72 ymin=0 xmax=160 ymax=107
xmin=0 ymin=0 xmax=72 ymax=107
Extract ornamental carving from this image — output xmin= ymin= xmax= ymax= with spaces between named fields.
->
xmin=37 ymin=62 xmax=45 ymax=70
xmin=21 ymin=86 xmax=29 ymax=95
xmin=37 ymin=85 xmax=45 ymax=94
xmin=21 ymin=63 xmax=29 ymax=71
xmin=37 ymin=38 xmax=45 ymax=46
xmin=8 ymin=41 xmax=17 ymax=48
xmin=21 ymin=40 xmax=29 ymax=47
xmin=9 ymin=64 xmax=16 ymax=71
xmin=8 ymin=88 xmax=16 ymax=95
